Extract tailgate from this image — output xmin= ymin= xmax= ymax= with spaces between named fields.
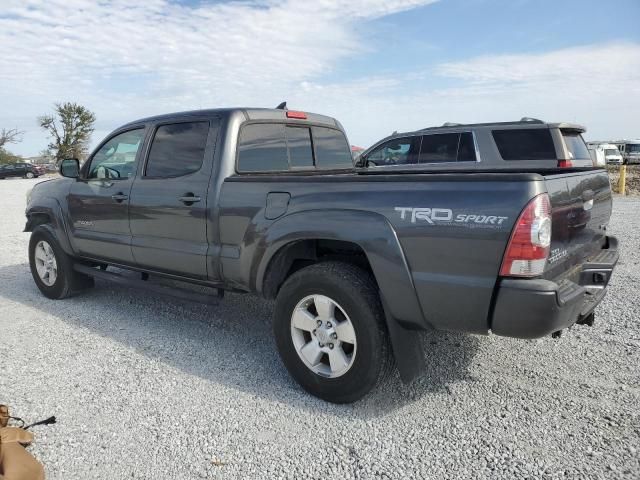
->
xmin=543 ymin=169 xmax=612 ymax=279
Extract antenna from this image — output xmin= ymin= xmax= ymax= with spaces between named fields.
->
xmin=276 ymin=102 xmax=287 ymax=110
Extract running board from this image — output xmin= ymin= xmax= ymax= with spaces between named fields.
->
xmin=73 ymin=264 xmax=221 ymax=306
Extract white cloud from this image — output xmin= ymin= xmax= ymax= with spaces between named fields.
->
xmin=0 ymin=0 xmax=439 ymax=154
xmin=296 ymin=42 xmax=640 ymax=146
xmin=1 ymin=1 xmax=638 ymax=154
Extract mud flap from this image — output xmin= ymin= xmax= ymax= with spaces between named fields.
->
xmin=381 ymin=296 xmax=426 ymax=383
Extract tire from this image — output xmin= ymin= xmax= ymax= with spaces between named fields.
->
xmin=273 ymin=261 xmax=393 ymax=403
xmin=25 ymin=171 xmax=35 ymax=179
xmin=29 ymin=226 xmax=93 ymax=299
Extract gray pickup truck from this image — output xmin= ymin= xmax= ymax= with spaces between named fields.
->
xmin=25 ymin=107 xmax=618 ymax=403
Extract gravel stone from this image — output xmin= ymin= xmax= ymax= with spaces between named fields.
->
xmin=1 ymin=178 xmax=639 ymax=479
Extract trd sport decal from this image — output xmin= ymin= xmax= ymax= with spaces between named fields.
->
xmin=394 ymin=207 xmax=508 ymax=228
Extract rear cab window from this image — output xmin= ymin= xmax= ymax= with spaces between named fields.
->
xmin=237 ymin=124 xmax=288 ymax=172
xmin=312 ymin=126 xmax=354 ymax=169
xmin=286 ymin=126 xmax=313 ymax=168
xmin=237 ymin=123 xmax=353 ymax=172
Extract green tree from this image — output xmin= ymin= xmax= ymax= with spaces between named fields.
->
xmin=38 ymin=102 xmax=96 ymax=163
xmin=0 ymin=148 xmax=22 ymax=165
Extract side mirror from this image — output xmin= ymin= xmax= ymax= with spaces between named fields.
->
xmin=59 ymin=158 xmax=80 ymax=178
xmin=355 ymin=156 xmax=366 ymax=168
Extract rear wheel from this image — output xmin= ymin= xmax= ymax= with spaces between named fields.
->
xmin=273 ymin=262 xmax=393 ymax=403
xmin=29 ymin=226 xmax=93 ymax=299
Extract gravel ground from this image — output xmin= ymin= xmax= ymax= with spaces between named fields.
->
xmin=1 ymin=178 xmax=638 ymax=479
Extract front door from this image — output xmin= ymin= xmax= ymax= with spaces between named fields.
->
xmin=128 ymin=119 xmax=218 ymax=279
xmin=67 ymin=128 xmax=146 ymax=264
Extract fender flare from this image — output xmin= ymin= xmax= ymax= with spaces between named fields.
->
xmin=255 ymin=209 xmax=428 ymax=382
xmin=25 ymin=198 xmax=75 ymax=256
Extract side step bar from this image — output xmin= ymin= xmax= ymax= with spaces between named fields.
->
xmin=73 ymin=264 xmax=222 ymax=306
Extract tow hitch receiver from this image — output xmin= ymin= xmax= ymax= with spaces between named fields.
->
xmin=577 ymin=311 xmax=595 ymax=327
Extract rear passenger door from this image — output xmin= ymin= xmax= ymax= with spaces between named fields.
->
xmin=128 ymin=118 xmax=218 ymax=279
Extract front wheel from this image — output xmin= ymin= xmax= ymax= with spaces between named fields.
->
xmin=25 ymin=171 xmax=35 ymax=179
xmin=29 ymin=226 xmax=93 ymax=299
xmin=273 ymin=262 xmax=393 ymax=403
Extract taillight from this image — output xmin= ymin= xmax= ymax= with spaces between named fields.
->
xmin=286 ymin=111 xmax=307 ymax=119
xmin=500 ymin=193 xmax=552 ymax=277
xmin=557 ymin=159 xmax=573 ymax=168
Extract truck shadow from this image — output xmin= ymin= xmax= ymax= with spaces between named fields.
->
xmin=0 ymin=263 xmax=480 ymax=419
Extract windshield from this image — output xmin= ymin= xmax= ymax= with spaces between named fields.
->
xmin=605 ymin=149 xmax=620 ymax=156
xmin=627 ymin=144 xmax=640 ymax=153
xmin=562 ymin=131 xmax=590 ymax=159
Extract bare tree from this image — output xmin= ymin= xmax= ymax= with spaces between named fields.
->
xmin=38 ymin=102 xmax=96 ymax=163
xmin=0 ymin=128 xmax=24 ymax=149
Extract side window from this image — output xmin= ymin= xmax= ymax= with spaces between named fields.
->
xmin=419 ymin=133 xmax=459 ymax=163
xmin=365 ymin=137 xmax=418 ymax=166
xmin=88 ymin=128 xmax=145 ymax=179
xmin=237 ymin=124 xmax=288 ymax=172
xmin=457 ymin=132 xmax=477 ymax=162
xmin=492 ymin=129 xmax=556 ymax=160
xmin=285 ymin=126 xmax=313 ymax=168
xmin=145 ymin=122 xmax=209 ymax=178
xmin=312 ymin=127 xmax=353 ymax=169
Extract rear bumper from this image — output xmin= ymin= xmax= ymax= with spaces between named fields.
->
xmin=491 ymin=236 xmax=619 ymax=338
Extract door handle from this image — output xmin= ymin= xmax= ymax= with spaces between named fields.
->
xmin=179 ymin=194 xmax=201 ymax=204
xmin=111 ymin=193 xmax=128 ymax=202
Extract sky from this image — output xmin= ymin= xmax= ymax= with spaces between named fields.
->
xmin=1 ymin=0 xmax=639 ymax=156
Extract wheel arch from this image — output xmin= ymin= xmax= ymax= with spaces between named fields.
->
xmin=261 ymin=238 xmax=374 ymax=300
xmin=256 ymin=209 xmax=429 ymax=383
xmin=25 ymin=199 xmax=74 ymax=256
xmin=256 ymin=210 xmax=424 ymax=323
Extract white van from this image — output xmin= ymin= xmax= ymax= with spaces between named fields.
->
xmin=587 ymin=143 xmax=623 ymax=166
